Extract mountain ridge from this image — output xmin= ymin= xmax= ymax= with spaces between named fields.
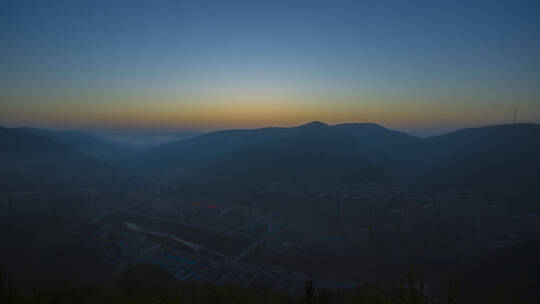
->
xmin=141 ymin=121 xmax=540 ymax=201
xmin=2 ymin=122 xmax=539 ymax=202
xmin=0 ymin=127 xmax=130 ymax=192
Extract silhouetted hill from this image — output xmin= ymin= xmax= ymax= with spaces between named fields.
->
xmin=17 ymin=127 xmax=136 ymax=166
xmin=415 ymin=123 xmax=540 ymax=202
xmin=0 ymin=127 xmax=128 ymax=192
xmin=143 ymin=122 xmax=540 ymax=202
xmin=92 ymin=130 xmax=203 ymax=151
xmin=143 ymin=122 xmax=421 ymax=190
xmin=144 ymin=124 xmax=306 ymax=172
xmin=5 ymin=122 xmax=539 ymax=201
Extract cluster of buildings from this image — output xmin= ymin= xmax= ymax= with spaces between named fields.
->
xmin=266 ymin=182 xmax=407 ymax=201
xmin=369 ymin=191 xmax=482 ymax=252
xmin=339 ymin=190 xmax=539 ymax=255
xmin=4 ymin=180 xmax=537 ymax=292
xmin=247 ymin=188 xmax=540 ymax=257
xmin=92 ymin=218 xmax=354 ymax=295
xmin=85 ymin=185 xmax=540 ymax=293
xmin=313 ymin=183 xmax=408 ymax=200
xmin=0 ymin=189 xmax=99 ymax=218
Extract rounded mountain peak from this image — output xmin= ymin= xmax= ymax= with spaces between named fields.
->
xmin=297 ymin=121 xmax=328 ymax=128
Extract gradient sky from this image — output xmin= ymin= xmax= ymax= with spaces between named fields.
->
xmin=1 ymin=0 xmax=539 ymax=135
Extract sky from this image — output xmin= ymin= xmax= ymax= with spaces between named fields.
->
xmin=1 ymin=0 xmax=539 ymax=135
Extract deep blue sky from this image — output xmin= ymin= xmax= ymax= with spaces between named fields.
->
xmin=1 ymin=0 xmax=539 ymax=134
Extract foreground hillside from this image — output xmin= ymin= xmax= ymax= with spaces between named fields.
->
xmin=3 ymin=262 xmax=534 ymax=303
xmin=0 ymin=263 xmax=456 ymax=304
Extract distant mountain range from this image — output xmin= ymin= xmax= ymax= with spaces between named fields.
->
xmin=417 ymin=123 xmax=540 ymax=202
xmin=143 ymin=122 xmax=540 ymax=202
xmin=0 ymin=127 xmax=124 ymax=192
xmin=143 ymin=122 xmax=418 ymax=189
xmin=2 ymin=122 xmax=539 ymax=202
xmin=15 ymin=127 xmax=133 ymax=165
xmin=91 ymin=130 xmax=203 ymax=151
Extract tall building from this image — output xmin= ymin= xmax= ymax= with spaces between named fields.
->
xmin=436 ymin=190 xmax=482 ymax=247
xmin=0 ymin=193 xmax=9 ymax=216
xmin=47 ymin=189 xmax=97 ymax=218
xmin=7 ymin=192 xmax=49 ymax=217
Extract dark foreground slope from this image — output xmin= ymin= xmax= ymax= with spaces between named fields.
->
xmin=3 ymin=258 xmax=536 ymax=303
